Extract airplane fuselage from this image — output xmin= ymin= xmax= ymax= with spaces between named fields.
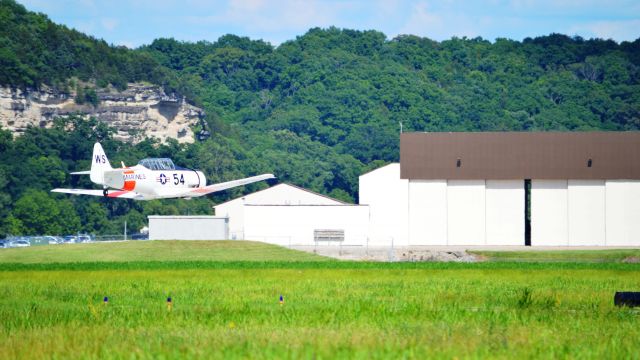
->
xmin=102 ymin=166 xmax=206 ymax=199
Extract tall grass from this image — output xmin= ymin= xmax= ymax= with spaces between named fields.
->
xmin=1 ymin=241 xmax=639 ymax=358
xmin=1 ymin=267 xmax=639 ymax=359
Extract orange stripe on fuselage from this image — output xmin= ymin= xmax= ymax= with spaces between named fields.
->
xmin=122 ymin=169 xmax=135 ymax=190
xmin=123 ymin=180 xmax=136 ymax=191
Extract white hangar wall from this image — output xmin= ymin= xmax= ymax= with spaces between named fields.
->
xmin=408 ymin=180 xmax=447 ymax=245
xmin=148 ymin=216 xmax=228 ymax=240
xmin=568 ymin=180 xmax=605 ymax=246
xmin=530 ymin=180 xmax=640 ymax=246
xmin=359 ymin=164 xmax=408 ymax=246
xmin=214 ymin=183 xmax=343 ymax=240
xmin=531 ymin=180 xmax=568 ymax=246
xmin=447 ymin=180 xmax=487 ymax=245
xmin=243 ymin=205 xmax=370 ymax=246
xmin=362 ymin=164 xmax=524 ymax=246
xmin=485 ymin=180 xmax=525 ymax=246
xmin=605 ymin=181 xmax=640 ymax=246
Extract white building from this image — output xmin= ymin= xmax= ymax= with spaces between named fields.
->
xmin=361 ymin=132 xmax=640 ymax=246
xmin=213 ymin=183 xmax=369 ymax=246
xmin=361 ymin=165 xmax=526 ymax=246
xmin=148 ymin=216 xmax=228 ymax=240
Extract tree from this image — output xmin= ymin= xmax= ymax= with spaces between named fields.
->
xmin=12 ymin=190 xmax=80 ymax=235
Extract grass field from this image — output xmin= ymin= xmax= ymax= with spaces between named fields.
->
xmin=1 ymin=241 xmax=639 ymax=359
xmin=471 ymin=249 xmax=640 ymax=263
xmin=0 ymin=240 xmax=328 ymax=263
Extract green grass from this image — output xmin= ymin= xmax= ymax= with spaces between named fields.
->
xmin=0 ymin=240 xmax=329 ymax=263
xmin=471 ymin=249 xmax=640 ymax=263
xmin=1 ymin=241 xmax=639 ymax=359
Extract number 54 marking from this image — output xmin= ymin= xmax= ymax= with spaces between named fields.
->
xmin=173 ymin=173 xmax=185 ymax=185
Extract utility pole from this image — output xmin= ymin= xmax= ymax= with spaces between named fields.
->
xmin=124 ymin=220 xmax=127 ymax=241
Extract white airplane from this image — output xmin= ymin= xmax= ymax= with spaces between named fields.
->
xmin=52 ymin=143 xmax=275 ymax=200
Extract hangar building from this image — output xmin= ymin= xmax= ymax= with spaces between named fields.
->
xmin=213 ymin=183 xmax=369 ymax=246
xmin=360 ymin=132 xmax=640 ymax=246
xmin=149 ymin=132 xmax=639 ymax=247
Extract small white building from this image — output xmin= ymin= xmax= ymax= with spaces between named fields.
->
xmin=148 ymin=216 xmax=228 ymax=240
xmin=213 ymin=183 xmax=369 ymax=246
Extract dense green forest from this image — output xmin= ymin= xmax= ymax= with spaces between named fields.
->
xmin=0 ymin=0 xmax=639 ymax=236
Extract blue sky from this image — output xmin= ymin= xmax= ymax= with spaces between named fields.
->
xmin=18 ymin=0 xmax=640 ymax=48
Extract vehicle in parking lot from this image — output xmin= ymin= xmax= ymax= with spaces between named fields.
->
xmin=44 ymin=236 xmax=63 ymax=244
xmin=10 ymin=240 xmax=31 ymax=247
xmin=0 ymin=240 xmax=9 ymax=248
xmin=131 ymin=233 xmax=149 ymax=240
xmin=77 ymin=234 xmax=93 ymax=243
xmin=62 ymin=235 xmax=77 ymax=244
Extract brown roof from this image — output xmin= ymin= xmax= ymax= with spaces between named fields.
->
xmin=400 ymin=132 xmax=640 ymax=180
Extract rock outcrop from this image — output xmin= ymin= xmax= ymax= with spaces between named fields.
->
xmin=0 ymin=83 xmax=205 ymax=143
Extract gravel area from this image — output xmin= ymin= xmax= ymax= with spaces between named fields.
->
xmin=290 ymin=245 xmax=640 ymax=262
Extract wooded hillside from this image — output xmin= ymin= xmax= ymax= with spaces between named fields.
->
xmin=0 ymin=0 xmax=639 ymax=236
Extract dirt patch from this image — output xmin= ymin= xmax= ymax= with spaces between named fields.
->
xmin=303 ymin=246 xmax=481 ymax=262
xmin=622 ymin=256 xmax=640 ymax=263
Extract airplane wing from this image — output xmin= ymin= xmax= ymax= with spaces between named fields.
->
xmin=51 ymin=188 xmax=141 ymax=199
xmin=187 ymin=173 xmax=275 ymax=197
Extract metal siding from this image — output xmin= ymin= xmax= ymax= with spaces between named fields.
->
xmin=243 ymin=205 xmax=370 ymax=246
xmin=401 ymin=132 xmax=640 ymax=180
xmin=531 ymin=180 xmax=568 ymax=246
xmin=447 ymin=180 xmax=486 ymax=245
xmin=605 ymin=180 xmax=640 ymax=246
xmin=486 ymin=180 xmax=525 ymax=245
xmin=359 ymin=164 xmax=409 ymax=246
xmin=408 ymin=180 xmax=448 ymax=245
xmin=148 ymin=216 xmax=228 ymax=240
xmin=568 ymin=180 xmax=606 ymax=246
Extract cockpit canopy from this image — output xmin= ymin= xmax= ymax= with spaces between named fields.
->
xmin=138 ymin=158 xmax=176 ymax=171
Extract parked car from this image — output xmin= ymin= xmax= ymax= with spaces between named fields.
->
xmin=131 ymin=233 xmax=149 ymax=240
xmin=77 ymin=234 xmax=93 ymax=243
xmin=0 ymin=240 xmax=9 ymax=248
xmin=43 ymin=236 xmax=62 ymax=245
xmin=63 ymin=235 xmax=77 ymax=244
xmin=10 ymin=240 xmax=31 ymax=247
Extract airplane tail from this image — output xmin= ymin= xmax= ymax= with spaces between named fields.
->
xmin=90 ymin=142 xmax=112 ymax=185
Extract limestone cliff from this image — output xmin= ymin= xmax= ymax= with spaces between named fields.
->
xmin=0 ymin=83 xmax=206 ymax=143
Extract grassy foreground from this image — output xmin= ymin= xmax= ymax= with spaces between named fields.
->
xmin=1 ymin=241 xmax=639 ymax=359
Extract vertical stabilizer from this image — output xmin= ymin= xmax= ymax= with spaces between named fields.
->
xmin=90 ymin=142 xmax=112 ymax=184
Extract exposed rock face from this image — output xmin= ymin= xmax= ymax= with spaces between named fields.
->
xmin=0 ymin=83 xmax=205 ymax=143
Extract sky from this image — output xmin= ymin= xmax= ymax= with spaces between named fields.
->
xmin=17 ymin=0 xmax=640 ymax=48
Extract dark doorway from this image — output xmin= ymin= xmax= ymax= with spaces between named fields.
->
xmin=525 ymin=179 xmax=531 ymax=246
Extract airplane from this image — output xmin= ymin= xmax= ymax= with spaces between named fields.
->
xmin=52 ymin=142 xmax=275 ymax=200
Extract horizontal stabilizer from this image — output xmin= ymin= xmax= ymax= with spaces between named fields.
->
xmin=188 ymin=173 xmax=275 ymax=197
xmin=70 ymin=170 xmax=91 ymax=175
xmin=51 ymin=188 xmax=141 ymax=199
